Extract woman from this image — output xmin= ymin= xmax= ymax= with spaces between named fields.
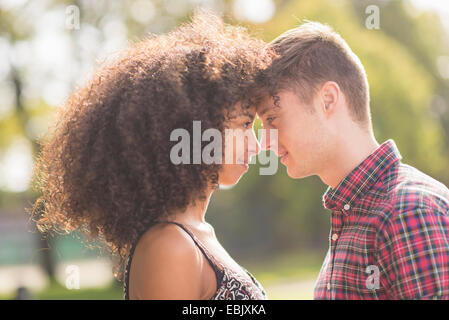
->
xmin=30 ymin=12 xmax=274 ymax=299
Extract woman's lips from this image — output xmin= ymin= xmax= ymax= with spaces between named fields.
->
xmin=237 ymin=160 xmax=249 ymax=170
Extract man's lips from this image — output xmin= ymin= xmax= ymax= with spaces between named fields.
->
xmin=280 ymin=152 xmax=288 ymax=164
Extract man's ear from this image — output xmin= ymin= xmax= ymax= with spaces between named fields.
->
xmin=320 ymin=81 xmax=340 ymax=115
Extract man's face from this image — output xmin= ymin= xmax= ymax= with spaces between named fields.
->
xmin=257 ymin=89 xmax=331 ymax=179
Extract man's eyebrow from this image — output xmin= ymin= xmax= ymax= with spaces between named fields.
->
xmin=258 ymin=105 xmax=275 ymax=117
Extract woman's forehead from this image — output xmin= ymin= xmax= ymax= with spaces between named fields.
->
xmin=226 ymin=103 xmax=256 ymax=119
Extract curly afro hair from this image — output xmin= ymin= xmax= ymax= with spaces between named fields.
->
xmin=29 ymin=11 xmax=274 ymax=281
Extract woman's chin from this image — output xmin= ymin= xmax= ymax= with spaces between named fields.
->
xmin=218 ymin=169 xmax=247 ymax=188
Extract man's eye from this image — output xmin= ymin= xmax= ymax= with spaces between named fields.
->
xmin=266 ymin=116 xmax=276 ymax=124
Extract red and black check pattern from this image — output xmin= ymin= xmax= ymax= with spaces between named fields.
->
xmin=314 ymin=140 xmax=449 ymax=299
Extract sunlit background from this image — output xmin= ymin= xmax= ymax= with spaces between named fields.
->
xmin=1 ymin=0 xmax=448 ymax=299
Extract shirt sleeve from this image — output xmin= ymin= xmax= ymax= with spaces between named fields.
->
xmin=376 ymin=205 xmax=449 ymax=299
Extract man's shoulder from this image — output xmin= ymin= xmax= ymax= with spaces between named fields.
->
xmin=381 ymin=162 xmax=449 ymax=216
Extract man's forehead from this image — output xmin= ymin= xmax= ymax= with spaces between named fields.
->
xmin=256 ymin=95 xmax=278 ymax=117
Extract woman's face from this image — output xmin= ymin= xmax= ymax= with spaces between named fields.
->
xmin=218 ymin=104 xmax=260 ymax=186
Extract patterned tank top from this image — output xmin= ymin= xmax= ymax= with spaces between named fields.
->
xmin=123 ymin=221 xmax=267 ymax=300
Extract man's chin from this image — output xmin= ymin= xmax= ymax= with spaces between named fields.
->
xmin=286 ymin=166 xmax=310 ymax=179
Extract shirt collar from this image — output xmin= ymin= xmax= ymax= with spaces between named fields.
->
xmin=322 ymin=139 xmax=402 ymax=213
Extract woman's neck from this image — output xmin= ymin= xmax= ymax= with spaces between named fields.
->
xmin=168 ymin=187 xmax=214 ymax=227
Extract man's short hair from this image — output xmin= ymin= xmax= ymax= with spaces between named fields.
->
xmin=264 ymin=21 xmax=370 ymax=125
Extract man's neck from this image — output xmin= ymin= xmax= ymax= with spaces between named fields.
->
xmin=320 ymin=132 xmax=379 ymax=189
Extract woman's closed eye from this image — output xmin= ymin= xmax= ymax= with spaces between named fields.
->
xmin=243 ymin=121 xmax=252 ymax=129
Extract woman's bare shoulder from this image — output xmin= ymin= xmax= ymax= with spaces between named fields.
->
xmin=130 ymin=223 xmax=203 ymax=299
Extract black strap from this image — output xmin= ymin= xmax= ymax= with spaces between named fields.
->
xmin=158 ymin=221 xmax=223 ymax=284
xmin=124 ymin=220 xmax=222 ymax=300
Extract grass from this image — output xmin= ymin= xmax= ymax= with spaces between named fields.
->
xmin=243 ymin=250 xmax=323 ymax=283
xmin=36 ymin=279 xmax=124 ymax=300
xmin=1 ymin=250 xmax=324 ymax=300
xmin=242 ymin=250 xmax=323 ymax=299
xmin=0 ymin=279 xmax=124 ymax=300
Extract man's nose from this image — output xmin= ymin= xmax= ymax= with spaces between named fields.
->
xmin=260 ymin=128 xmax=276 ymax=152
xmin=260 ymin=129 xmax=269 ymax=151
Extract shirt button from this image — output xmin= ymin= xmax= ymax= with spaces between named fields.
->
xmin=332 ymin=233 xmax=339 ymax=241
xmin=327 ymin=283 xmax=331 ymax=290
xmin=344 ymin=204 xmax=351 ymax=211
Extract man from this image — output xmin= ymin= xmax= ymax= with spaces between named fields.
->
xmin=256 ymin=21 xmax=449 ymax=299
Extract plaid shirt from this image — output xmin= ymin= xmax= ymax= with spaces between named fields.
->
xmin=314 ymin=139 xmax=449 ymax=299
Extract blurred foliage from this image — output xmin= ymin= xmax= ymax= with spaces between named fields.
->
xmin=0 ymin=0 xmax=449 ymax=288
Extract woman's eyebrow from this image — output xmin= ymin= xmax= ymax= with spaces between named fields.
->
xmin=238 ymin=111 xmax=255 ymax=121
xmin=239 ymin=115 xmax=254 ymax=123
